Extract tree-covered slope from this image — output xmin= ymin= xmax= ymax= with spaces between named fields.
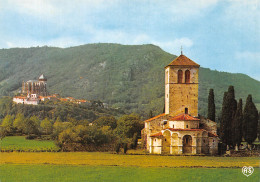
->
xmin=0 ymin=43 xmax=259 ymax=118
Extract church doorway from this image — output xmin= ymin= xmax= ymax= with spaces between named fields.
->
xmin=183 ymin=135 xmax=192 ymax=154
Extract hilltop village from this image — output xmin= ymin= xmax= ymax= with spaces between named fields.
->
xmin=13 ymin=74 xmax=89 ymax=105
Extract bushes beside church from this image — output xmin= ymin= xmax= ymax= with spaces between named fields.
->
xmin=0 ymin=102 xmax=144 ymax=152
xmin=56 ymin=114 xmax=143 ymax=152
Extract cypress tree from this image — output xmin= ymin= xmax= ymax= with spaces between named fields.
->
xmin=232 ymin=99 xmax=243 ymax=149
xmin=220 ymin=86 xmax=237 ymax=147
xmin=243 ymin=95 xmax=259 ymax=146
xmin=207 ymin=88 xmax=215 ymax=121
xmin=227 ymin=86 xmax=237 ymax=146
xmin=228 ymin=86 xmax=237 ymax=118
xmin=220 ymin=92 xmax=229 ymax=145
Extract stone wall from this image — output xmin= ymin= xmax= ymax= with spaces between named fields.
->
xmin=165 ymin=66 xmax=199 ymax=117
xmin=199 ymin=116 xmax=217 ymax=135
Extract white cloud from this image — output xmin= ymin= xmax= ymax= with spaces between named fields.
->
xmin=4 ymin=37 xmax=84 ymax=48
xmin=166 ymin=0 xmax=219 ymax=21
xmin=87 ymin=27 xmax=193 ymax=54
xmin=150 ymin=38 xmax=193 ymax=54
xmin=235 ymin=51 xmax=260 ymax=65
xmin=5 ymin=0 xmax=60 ymax=18
xmin=225 ymin=0 xmax=260 ymax=37
xmin=4 ymin=0 xmax=119 ymax=19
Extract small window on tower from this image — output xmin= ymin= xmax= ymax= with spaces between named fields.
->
xmin=186 ymin=125 xmax=188 ymax=128
xmin=185 ymin=70 xmax=190 ymax=83
xmin=185 ymin=108 xmax=188 ymax=114
xmin=178 ymin=70 xmax=183 ymax=83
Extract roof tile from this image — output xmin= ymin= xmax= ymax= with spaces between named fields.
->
xmin=169 ymin=114 xmax=200 ymax=121
xmin=144 ymin=113 xmax=166 ymax=122
xmin=167 ymin=55 xmax=200 ymax=67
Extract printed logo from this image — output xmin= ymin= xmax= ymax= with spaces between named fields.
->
xmin=242 ymin=166 xmax=254 ymax=177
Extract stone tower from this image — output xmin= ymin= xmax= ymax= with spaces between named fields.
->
xmin=165 ymin=54 xmax=200 ymax=117
xmin=38 ymin=74 xmax=47 ymax=96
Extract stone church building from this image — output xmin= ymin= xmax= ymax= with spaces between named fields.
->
xmin=142 ymin=54 xmax=218 ymax=155
xmin=22 ymin=74 xmax=48 ymax=96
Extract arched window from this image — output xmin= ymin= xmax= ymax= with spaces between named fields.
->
xmin=185 ymin=70 xmax=190 ymax=83
xmin=178 ymin=70 xmax=183 ymax=83
xmin=185 ymin=108 xmax=188 ymax=114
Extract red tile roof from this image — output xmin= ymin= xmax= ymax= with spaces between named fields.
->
xmin=144 ymin=113 xmax=166 ymax=123
xmin=169 ymin=114 xmax=200 ymax=121
xmin=166 ymin=128 xmax=205 ymax=132
xmin=167 ymin=55 xmax=200 ymax=67
xmin=14 ymin=96 xmax=26 ymax=99
xmin=150 ymin=132 xmax=163 ymax=137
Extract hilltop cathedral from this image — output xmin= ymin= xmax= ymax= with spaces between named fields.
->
xmin=22 ymin=74 xmax=48 ymax=96
xmin=142 ymin=53 xmax=218 ymax=155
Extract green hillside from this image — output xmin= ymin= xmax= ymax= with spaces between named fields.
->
xmin=0 ymin=43 xmax=259 ymax=118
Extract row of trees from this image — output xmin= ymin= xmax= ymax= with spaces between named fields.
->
xmin=56 ymin=114 xmax=143 ymax=151
xmin=0 ymin=112 xmax=144 ymax=152
xmin=209 ymin=86 xmax=259 ymax=150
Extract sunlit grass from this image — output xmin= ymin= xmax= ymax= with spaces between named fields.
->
xmin=0 ymin=136 xmax=59 ymax=152
xmin=0 ymin=152 xmax=259 ymax=168
xmin=0 ymin=164 xmax=259 ymax=182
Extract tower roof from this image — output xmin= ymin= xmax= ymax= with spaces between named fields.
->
xmin=39 ymin=74 xmax=47 ymax=80
xmin=166 ymin=54 xmax=200 ymax=67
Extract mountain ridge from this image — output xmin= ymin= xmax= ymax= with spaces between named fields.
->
xmin=0 ymin=43 xmax=259 ymax=117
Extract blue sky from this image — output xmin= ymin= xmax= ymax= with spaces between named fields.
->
xmin=0 ymin=0 xmax=260 ymax=81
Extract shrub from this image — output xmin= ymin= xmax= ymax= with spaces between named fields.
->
xmin=26 ymin=134 xmax=37 ymax=140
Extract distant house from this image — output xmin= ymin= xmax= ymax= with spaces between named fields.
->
xmin=13 ymin=94 xmax=39 ymax=105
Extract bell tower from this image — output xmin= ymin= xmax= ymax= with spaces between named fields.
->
xmin=165 ymin=54 xmax=200 ymax=117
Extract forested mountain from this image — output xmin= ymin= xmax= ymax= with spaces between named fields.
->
xmin=0 ymin=43 xmax=259 ymax=118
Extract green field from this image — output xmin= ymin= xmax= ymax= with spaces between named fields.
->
xmin=0 ymin=137 xmax=259 ymax=181
xmin=0 ymin=136 xmax=59 ymax=152
xmin=0 ymin=164 xmax=259 ymax=182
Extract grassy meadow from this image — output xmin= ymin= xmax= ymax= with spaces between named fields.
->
xmin=0 ymin=136 xmax=59 ymax=152
xmin=0 ymin=136 xmax=259 ymax=181
xmin=0 ymin=164 xmax=259 ymax=182
xmin=0 ymin=152 xmax=259 ymax=168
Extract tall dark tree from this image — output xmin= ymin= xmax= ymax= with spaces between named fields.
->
xmin=220 ymin=92 xmax=229 ymax=145
xmin=207 ymin=88 xmax=215 ymax=121
xmin=232 ymin=99 xmax=243 ymax=149
xmin=228 ymin=86 xmax=237 ymax=118
xmin=220 ymin=86 xmax=237 ymax=147
xmin=243 ymin=95 xmax=259 ymax=147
